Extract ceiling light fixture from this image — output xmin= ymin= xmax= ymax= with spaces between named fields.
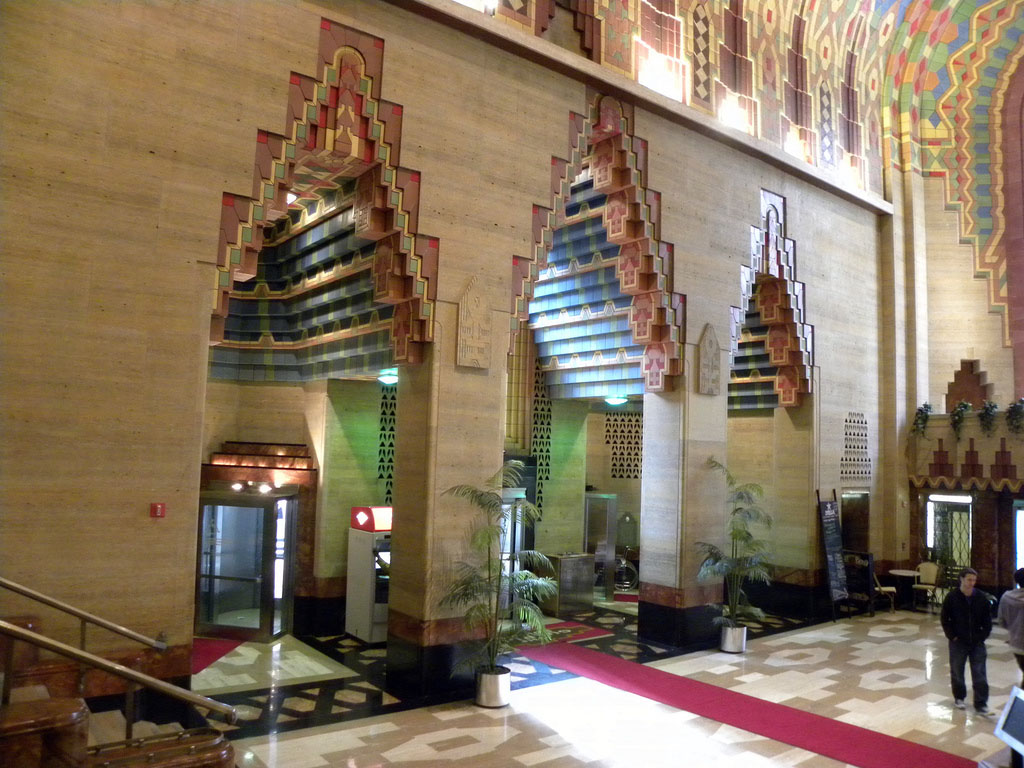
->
xmin=377 ymin=367 xmax=399 ymax=385
xmin=604 ymin=396 xmax=628 ymax=406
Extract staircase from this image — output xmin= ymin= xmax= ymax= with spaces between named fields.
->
xmin=0 ymin=698 xmax=233 ymax=768
xmin=87 ymin=708 xmax=188 ymax=746
xmin=86 ymin=727 xmax=232 ymax=768
xmin=1 ymin=591 xmax=237 ymax=768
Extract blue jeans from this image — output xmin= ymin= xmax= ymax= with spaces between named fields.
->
xmin=949 ymin=640 xmax=988 ymax=707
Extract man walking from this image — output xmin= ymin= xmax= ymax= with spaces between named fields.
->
xmin=998 ymin=568 xmax=1024 ymax=687
xmin=941 ymin=567 xmax=992 ymax=715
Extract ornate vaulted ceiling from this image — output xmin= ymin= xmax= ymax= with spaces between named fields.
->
xmin=874 ymin=0 xmax=1023 ymax=332
xmin=483 ymin=0 xmax=1023 ymax=341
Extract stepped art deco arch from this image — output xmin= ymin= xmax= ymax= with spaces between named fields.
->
xmin=511 ymin=92 xmax=686 ymax=399
xmin=213 ymin=19 xmax=437 ymax=376
xmin=730 ymin=189 xmax=814 ymax=409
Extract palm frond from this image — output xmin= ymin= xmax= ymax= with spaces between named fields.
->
xmin=439 ymin=461 xmax=556 ymax=672
xmin=700 ymin=457 xmax=774 ymax=628
xmin=514 ymin=549 xmax=553 ymax=573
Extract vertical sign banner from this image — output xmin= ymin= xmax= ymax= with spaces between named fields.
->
xmin=819 ymin=500 xmax=848 ymax=602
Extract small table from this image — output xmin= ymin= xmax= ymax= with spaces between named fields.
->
xmin=889 ymin=569 xmax=920 ymax=610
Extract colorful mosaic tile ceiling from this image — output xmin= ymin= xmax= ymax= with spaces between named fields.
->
xmin=879 ymin=0 xmax=1023 ymax=334
xmin=486 ymin=0 xmax=1023 ymax=329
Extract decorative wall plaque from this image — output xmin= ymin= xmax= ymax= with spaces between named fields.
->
xmin=457 ymin=276 xmax=490 ymax=369
xmin=697 ymin=323 xmax=720 ymax=395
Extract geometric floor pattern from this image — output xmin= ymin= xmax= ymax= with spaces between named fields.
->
xmin=196 ymin=598 xmax=817 ymax=739
xmin=226 ymin=609 xmax=1017 ymax=766
xmin=650 ymin=610 xmax=1013 ymax=763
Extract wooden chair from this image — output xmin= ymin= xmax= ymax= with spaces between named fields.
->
xmin=873 ymin=575 xmax=896 ymax=613
xmin=913 ymin=561 xmax=941 ymax=610
xmin=934 ymin=563 xmax=961 ymax=605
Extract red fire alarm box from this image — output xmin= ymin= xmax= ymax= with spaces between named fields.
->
xmin=350 ymin=506 xmax=392 ymax=532
xmin=150 ymin=503 xmax=166 ymax=518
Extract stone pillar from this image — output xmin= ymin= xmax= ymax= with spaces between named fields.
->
xmin=293 ymin=379 xmax=384 ymax=636
xmin=877 ymin=166 xmax=924 ymax=565
xmin=533 ymin=400 xmax=588 ymax=554
xmin=638 ymin=346 xmax=728 ymax=647
xmin=385 ymin=300 xmax=509 ymax=696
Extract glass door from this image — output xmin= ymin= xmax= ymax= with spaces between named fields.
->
xmin=925 ymin=493 xmax=972 ymax=567
xmin=195 ymin=493 xmax=294 ymax=642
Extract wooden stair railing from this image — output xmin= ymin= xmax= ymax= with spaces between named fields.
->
xmin=0 ymin=620 xmax=237 ymax=739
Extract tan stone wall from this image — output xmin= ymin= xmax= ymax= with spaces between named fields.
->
xmin=0 ymin=0 xmax=900 ymax=647
xmin=923 ymin=178 xmax=1013 ymax=408
xmin=534 ymin=401 xmax=589 ymax=555
xmin=319 ymin=380 xmax=388 ymax=581
xmin=202 ymin=381 xmax=324 ymax=461
xmin=584 ymin=412 xmax=642 ymax=527
xmin=0 ymin=0 xmax=322 ymax=650
xmin=637 ymin=102 xmax=887 ymax=587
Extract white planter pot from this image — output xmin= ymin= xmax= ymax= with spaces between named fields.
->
xmin=720 ymin=625 xmax=747 ymax=653
xmin=475 ymin=665 xmax=511 ymax=707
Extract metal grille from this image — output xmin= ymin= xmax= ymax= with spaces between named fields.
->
xmin=932 ymin=501 xmax=972 ymax=567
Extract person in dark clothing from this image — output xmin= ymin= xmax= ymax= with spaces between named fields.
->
xmin=940 ymin=566 xmax=992 ymax=715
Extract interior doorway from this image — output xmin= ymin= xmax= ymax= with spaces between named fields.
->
xmin=840 ymin=491 xmax=870 ymax=552
xmin=195 ymin=492 xmax=297 ymax=643
xmin=925 ymin=493 xmax=972 ymax=566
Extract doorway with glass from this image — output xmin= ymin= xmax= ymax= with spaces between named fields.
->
xmin=195 ymin=492 xmax=297 ymax=643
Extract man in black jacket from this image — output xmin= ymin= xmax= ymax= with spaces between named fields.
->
xmin=940 ymin=567 xmax=992 ymax=716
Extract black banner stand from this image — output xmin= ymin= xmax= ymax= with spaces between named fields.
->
xmin=817 ymin=490 xmax=848 ymax=622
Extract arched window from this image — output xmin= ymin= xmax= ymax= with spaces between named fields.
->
xmin=840 ymin=50 xmax=863 ymax=156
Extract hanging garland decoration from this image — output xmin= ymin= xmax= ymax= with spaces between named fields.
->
xmin=978 ymin=400 xmax=999 ymax=437
xmin=1007 ymin=399 xmax=1024 ymax=435
xmin=911 ymin=402 xmax=932 ymax=437
xmin=950 ymin=401 xmax=972 ymax=442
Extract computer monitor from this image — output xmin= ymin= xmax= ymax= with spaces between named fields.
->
xmin=994 ymin=686 xmax=1024 ymax=755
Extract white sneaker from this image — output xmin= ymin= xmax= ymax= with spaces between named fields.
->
xmin=954 ymin=699 xmax=966 ymax=709
xmin=976 ymin=705 xmax=993 ymax=717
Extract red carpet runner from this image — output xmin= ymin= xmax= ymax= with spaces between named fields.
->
xmin=191 ymin=638 xmax=242 ymax=674
xmin=518 ymin=642 xmax=975 ymax=768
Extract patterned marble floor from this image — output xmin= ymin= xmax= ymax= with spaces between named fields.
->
xmin=650 ymin=610 xmax=1014 ymax=764
xmin=192 ymin=635 xmax=358 ymax=696
xmin=192 ymin=596 xmax=816 ymax=738
xmin=225 ymin=610 xmax=1017 ymax=767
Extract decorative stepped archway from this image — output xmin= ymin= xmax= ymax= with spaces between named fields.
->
xmin=211 ymin=20 xmax=436 ymax=381
xmin=514 ymin=93 xmax=685 ymax=400
xmin=729 ymin=189 xmax=813 ymax=409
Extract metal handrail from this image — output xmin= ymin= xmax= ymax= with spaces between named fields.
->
xmin=0 ymin=577 xmax=167 ymax=652
xmin=0 ymin=620 xmax=237 ymax=731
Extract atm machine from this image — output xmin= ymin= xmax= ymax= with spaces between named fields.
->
xmin=345 ymin=506 xmax=392 ymax=643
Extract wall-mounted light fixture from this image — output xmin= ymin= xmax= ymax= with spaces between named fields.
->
xmin=377 ymin=367 xmax=399 ymax=385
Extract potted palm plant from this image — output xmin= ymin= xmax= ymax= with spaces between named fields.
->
xmin=696 ymin=457 xmax=773 ymax=653
xmin=439 ymin=460 xmax=556 ymax=707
